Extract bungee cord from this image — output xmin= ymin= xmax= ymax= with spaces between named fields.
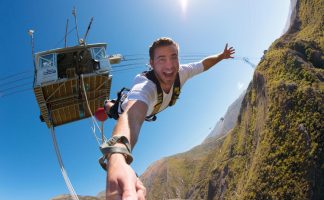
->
xmin=50 ymin=126 xmax=80 ymax=200
xmin=80 ymin=74 xmax=107 ymax=145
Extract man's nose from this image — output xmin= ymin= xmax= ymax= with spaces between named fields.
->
xmin=165 ymin=58 xmax=175 ymax=68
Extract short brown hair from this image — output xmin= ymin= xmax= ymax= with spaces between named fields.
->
xmin=149 ymin=37 xmax=179 ymax=60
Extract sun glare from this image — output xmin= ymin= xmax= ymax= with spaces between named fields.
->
xmin=179 ymin=0 xmax=188 ymax=15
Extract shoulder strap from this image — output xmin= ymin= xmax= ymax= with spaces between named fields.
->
xmin=142 ymin=70 xmax=163 ymax=117
xmin=169 ymin=73 xmax=180 ymax=106
xmin=143 ymin=70 xmax=181 ymax=121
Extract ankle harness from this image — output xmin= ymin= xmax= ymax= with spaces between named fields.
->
xmin=99 ymin=135 xmax=133 ymax=171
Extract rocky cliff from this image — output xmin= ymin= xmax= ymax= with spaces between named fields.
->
xmin=140 ymin=0 xmax=324 ymax=199
xmin=203 ymin=91 xmax=245 ymax=143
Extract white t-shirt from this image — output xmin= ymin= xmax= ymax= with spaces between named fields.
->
xmin=121 ymin=61 xmax=204 ymax=116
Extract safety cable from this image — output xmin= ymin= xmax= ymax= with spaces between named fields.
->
xmin=0 ymin=55 xmax=257 ymax=98
xmin=111 ymin=66 xmax=147 ymax=73
xmin=0 ymin=76 xmax=33 ymax=88
xmin=0 ymin=70 xmax=33 ymax=82
xmin=0 ymin=81 xmax=32 ymax=92
xmin=50 ymin=126 xmax=80 ymax=200
xmin=0 ymin=87 xmax=32 ymax=98
xmin=80 ymin=74 xmax=106 ymax=145
xmin=53 ymin=26 xmax=77 ymax=49
xmin=112 ymin=62 xmax=147 ymax=69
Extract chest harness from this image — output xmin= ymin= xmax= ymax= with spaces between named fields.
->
xmin=105 ymin=70 xmax=181 ymax=121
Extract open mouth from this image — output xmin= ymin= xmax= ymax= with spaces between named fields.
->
xmin=163 ymin=71 xmax=174 ymax=79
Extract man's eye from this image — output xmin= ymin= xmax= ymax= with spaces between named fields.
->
xmin=158 ymin=58 xmax=166 ymax=63
xmin=172 ymin=56 xmax=178 ymax=60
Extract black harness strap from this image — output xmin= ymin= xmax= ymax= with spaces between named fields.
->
xmin=142 ymin=71 xmax=163 ymax=119
xmin=143 ymin=70 xmax=181 ymax=121
xmin=106 ymin=87 xmax=129 ymax=120
xmin=106 ymin=71 xmax=181 ymax=122
xmin=169 ymin=72 xmax=180 ymax=107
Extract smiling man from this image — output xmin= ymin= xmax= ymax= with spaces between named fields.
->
xmin=100 ymin=37 xmax=235 ymax=199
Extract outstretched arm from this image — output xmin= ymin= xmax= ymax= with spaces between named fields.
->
xmin=106 ymin=100 xmax=148 ymax=200
xmin=111 ymin=100 xmax=147 ymax=147
xmin=202 ymin=43 xmax=235 ymax=71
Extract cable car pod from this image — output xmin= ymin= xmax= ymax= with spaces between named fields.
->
xmin=33 ymin=43 xmax=114 ymax=127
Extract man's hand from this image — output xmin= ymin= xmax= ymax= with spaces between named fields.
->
xmin=202 ymin=43 xmax=236 ymax=71
xmin=105 ymin=100 xmax=148 ymax=199
xmin=222 ymin=43 xmax=235 ymax=59
xmin=106 ymin=153 xmax=146 ymax=200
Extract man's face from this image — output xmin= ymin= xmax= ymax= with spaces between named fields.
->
xmin=150 ymin=44 xmax=180 ymax=90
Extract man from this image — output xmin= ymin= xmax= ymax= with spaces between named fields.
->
xmin=101 ymin=37 xmax=235 ymax=199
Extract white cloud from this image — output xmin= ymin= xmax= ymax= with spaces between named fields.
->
xmin=237 ymin=82 xmax=244 ymax=90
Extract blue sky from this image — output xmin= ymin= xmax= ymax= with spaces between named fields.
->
xmin=0 ymin=0 xmax=290 ymax=199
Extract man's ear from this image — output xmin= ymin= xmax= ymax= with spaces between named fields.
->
xmin=149 ymin=59 xmax=154 ymax=69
